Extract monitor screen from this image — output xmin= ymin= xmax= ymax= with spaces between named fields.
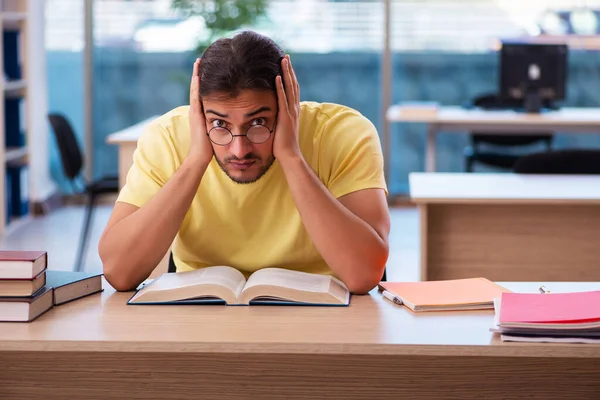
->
xmin=499 ymin=42 xmax=568 ymax=104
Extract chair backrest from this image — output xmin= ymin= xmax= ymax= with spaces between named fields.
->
xmin=168 ymin=252 xmax=177 ymax=273
xmin=48 ymin=113 xmax=84 ymax=180
xmin=472 ymin=133 xmax=553 ymax=147
xmin=514 ymin=149 xmax=600 ymax=174
xmin=470 ymin=93 xmax=553 ymax=148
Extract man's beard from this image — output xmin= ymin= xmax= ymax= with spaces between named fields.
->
xmin=216 ymin=153 xmax=276 ymax=184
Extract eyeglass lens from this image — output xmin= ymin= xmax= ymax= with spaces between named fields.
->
xmin=209 ymin=125 xmax=271 ymax=145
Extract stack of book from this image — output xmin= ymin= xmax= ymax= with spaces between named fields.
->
xmin=0 ymin=250 xmax=104 ymax=322
xmin=491 ymin=290 xmax=600 ymax=343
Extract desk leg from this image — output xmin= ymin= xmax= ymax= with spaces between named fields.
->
xmin=426 ymin=124 xmax=436 ymax=172
xmin=418 ymin=204 xmax=428 ymax=281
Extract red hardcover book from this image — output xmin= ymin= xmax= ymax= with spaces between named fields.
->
xmin=0 ymin=251 xmax=47 ymax=279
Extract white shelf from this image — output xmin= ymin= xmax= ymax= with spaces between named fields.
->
xmin=0 ymin=1 xmax=34 ymax=234
xmin=5 ymin=146 xmax=28 ymax=163
xmin=4 ymin=79 xmax=26 ymax=93
xmin=1 ymin=12 xmax=26 ymax=29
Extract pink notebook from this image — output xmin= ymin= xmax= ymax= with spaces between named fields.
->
xmin=499 ymin=291 xmax=600 ymax=324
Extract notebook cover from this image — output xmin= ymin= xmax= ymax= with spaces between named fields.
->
xmin=499 ymin=291 xmax=600 ymax=324
xmin=379 ymin=278 xmax=510 ymax=307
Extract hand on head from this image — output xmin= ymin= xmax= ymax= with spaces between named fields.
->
xmin=273 ymin=55 xmax=302 ymax=162
xmin=188 ymin=58 xmax=215 ymax=166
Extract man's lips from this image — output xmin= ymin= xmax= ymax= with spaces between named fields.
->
xmin=229 ymin=160 xmax=256 ymax=169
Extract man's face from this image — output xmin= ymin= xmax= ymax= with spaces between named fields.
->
xmin=202 ymin=90 xmax=278 ymax=184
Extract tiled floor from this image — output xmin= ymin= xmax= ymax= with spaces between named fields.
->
xmin=0 ymin=205 xmax=420 ymax=282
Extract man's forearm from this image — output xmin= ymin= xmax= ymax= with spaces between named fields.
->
xmin=100 ymin=156 xmax=209 ymax=290
xmin=279 ymin=155 xmax=388 ymax=294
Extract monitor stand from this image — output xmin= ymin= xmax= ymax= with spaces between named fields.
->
xmin=524 ymin=89 xmax=542 ymax=113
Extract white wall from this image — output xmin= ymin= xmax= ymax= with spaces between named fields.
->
xmin=28 ymin=0 xmax=57 ymax=203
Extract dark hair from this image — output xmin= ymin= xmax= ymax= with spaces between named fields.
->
xmin=199 ymin=30 xmax=285 ymax=98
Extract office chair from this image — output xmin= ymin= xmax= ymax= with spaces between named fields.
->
xmin=464 ymin=94 xmax=554 ymax=172
xmin=167 ymin=252 xmax=389 ymax=282
xmin=168 ymin=252 xmax=177 ymax=273
xmin=48 ymin=113 xmax=120 ymax=272
xmin=513 ymin=149 xmax=600 ymax=174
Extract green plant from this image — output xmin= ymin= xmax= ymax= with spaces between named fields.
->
xmin=171 ymin=0 xmax=269 ymax=54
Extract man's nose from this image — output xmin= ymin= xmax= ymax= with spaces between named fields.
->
xmin=229 ymin=134 xmax=253 ymax=158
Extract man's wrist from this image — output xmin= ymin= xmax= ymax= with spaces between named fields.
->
xmin=181 ymin=153 xmax=211 ymax=180
xmin=278 ymin=151 xmax=306 ymax=173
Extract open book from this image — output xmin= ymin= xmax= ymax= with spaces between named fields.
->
xmin=128 ymin=266 xmax=350 ymax=306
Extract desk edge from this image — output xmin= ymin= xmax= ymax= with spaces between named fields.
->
xmin=1 ymin=340 xmax=599 ymax=358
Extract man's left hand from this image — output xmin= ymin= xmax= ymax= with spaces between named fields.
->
xmin=273 ymin=54 xmax=302 ymax=163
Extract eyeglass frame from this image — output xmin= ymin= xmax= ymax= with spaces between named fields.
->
xmin=206 ymin=118 xmax=277 ymax=146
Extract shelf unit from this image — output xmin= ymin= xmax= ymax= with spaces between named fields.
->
xmin=0 ymin=0 xmax=31 ymax=232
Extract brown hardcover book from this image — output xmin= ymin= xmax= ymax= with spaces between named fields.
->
xmin=0 ymin=270 xmax=46 ymax=297
xmin=0 ymin=250 xmax=47 ymax=279
xmin=0 ymin=286 xmax=53 ymax=322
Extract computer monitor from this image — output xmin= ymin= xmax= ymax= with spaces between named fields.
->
xmin=499 ymin=41 xmax=568 ymax=113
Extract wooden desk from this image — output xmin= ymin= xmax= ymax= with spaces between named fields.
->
xmin=387 ymin=105 xmax=600 ymax=172
xmin=106 ymin=115 xmax=158 ymax=189
xmin=1 ymin=281 xmax=600 ymax=399
xmin=411 ymin=172 xmax=600 ymax=281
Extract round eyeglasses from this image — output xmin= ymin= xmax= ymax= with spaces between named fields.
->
xmin=207 ymin=125 xmax=274 ymax=146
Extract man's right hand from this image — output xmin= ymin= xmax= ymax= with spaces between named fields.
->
xmin=188 ymin=58 xmax=214 ymax=165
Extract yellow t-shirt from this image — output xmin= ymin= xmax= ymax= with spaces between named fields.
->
xmin=116 ymin=101 xmax=387 ymax=277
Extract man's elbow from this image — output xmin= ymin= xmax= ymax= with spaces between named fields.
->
xmin=345 ymin=263 xmax=387 ymax=295
xmin=103 ymin=262 xmax=139 ymax=292
xmin=345 ymin=248 xmax=388 ymax=295
xmin=101 ymin=251 xmax=141 ymax=292
xmin=345 ymin=272 xmax=382 ymax=294
xmin=99 ymin=239 xmax=139 ymax=292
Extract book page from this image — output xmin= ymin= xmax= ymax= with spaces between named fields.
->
xmin=238 ymin=268 xmax=349 ymax=305
xmin=243 ymin=268 xmax=332 ymax=293
xmin=129 ymin=266 xmax=246 ymax=304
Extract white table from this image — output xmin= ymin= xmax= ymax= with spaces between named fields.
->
xmin=387 ymin=105 xmax=600 ymax=172
xmin=106 ymin=115 xmax=159 ymax=188
xmin=410 ymin=172 xmax=600 ymax=281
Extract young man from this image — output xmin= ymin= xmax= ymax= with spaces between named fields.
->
xmin=99 ymin=31 xmax=390 ymax=294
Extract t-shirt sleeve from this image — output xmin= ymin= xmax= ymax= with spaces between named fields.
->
xmin=317 ymin=110 xmax=388 ymax=198
xmin=116 ymin=120 xmax=179 ymax=208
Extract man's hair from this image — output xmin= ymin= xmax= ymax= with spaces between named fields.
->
xmin=199 ymin=30 xmax=285 ymax=98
